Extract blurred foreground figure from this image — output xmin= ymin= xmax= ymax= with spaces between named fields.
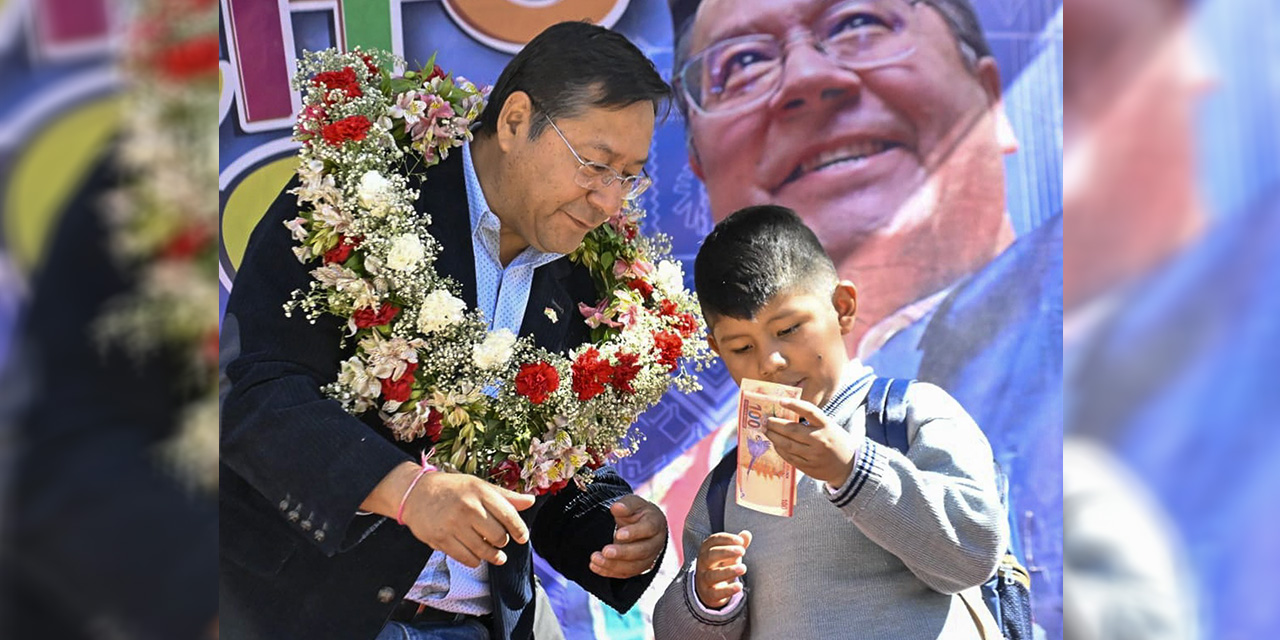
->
xmin=1064 ymin=0 xmax=1280 ymax=637
xmin=0 ymin=0 xmax=219 ymax=637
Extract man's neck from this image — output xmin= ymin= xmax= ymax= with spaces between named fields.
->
xmin=469 ymin=137 xmax=528 ymax=266
xmin=839 ymin=215 xmax=1015 ymax=354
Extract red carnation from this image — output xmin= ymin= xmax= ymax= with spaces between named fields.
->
xmin=609 ymin=352 xmax=641 ymax=394
xmin=585 ymin=448 xmax=608 ymax=470
xmin=674 ymin=312 xmax=699 ymax=338
xmin=652 ymin=331 xmax=683 ymax=372
xmin=353 ymin=303 xmax=399 ymax=329
xmin=423 ymin=408 xmax=444 ymax=442
xmin=492 ymin=459 xmax=522 ymax=491
xmin=312 ymin=66 xmax=363 ymax=100
xmin=321 ymin=115 xmax=372 ymax=146
xmin=659 ymin=299 xmax=679 ymax=317
xmin=537 ymin=478 xmax=570 ymax=496
xmin=571 ymin=348 xmax=612 ymax=402
xmin=162 ymin=225 xmax=211 ymax=260
xmin=380 ymin=361 xmax=418 ymax=403
xmin=202 ymin=330 xmax=219 ymax=367
xmin=626 ymin=278 xmax=654 ymax=301
xmin=426 ymin=64 xmax=446 ymax=81
xmin=157 ymin=34 xmax=219 ymax=79
xmin=515 ymin=362 xmax=560 ymax=405
xmin=324 ymin=235 xmax=359 ymax=264
xmin=358 ymin=53 xmax=381 ymax=79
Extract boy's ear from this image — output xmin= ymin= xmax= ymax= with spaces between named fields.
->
xmin=833 ymin=281 xmax=858 ymax=334
xmin=706 ymin=331 xmax=721 ymax=357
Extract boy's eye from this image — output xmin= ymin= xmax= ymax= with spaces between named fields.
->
xmin=730 ymin=344 xmax=753 ymax=355
xmin=778 ymin=323 xmax=801 ymax=337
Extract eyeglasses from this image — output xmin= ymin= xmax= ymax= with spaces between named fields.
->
xmin=676 ymin=0 xmax=920 ymax=116
xmin=543 ymin=115 xmax=652 ymax=201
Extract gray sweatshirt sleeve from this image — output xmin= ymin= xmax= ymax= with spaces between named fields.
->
xmin=653 ymin=472 xmax=749 ymax=640
xmin=826 ymin=382 xmax=1007 ymax=594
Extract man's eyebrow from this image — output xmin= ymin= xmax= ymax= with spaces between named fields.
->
xmin=699 ymin=15 xmax=779 ymax=49
xmin=582 ymin=142 xmax=648 ymax=170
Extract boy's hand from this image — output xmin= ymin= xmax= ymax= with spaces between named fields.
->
xmin=765 ymin=397 xmax=863 ymax=487
xmin=694 ymin=530 xmax=752 ymax=609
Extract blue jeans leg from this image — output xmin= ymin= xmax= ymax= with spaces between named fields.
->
xmin=374 ymin=618 xmax=490 ymax=640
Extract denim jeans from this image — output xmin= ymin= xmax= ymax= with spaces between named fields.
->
xmin=374 ymin=618 xmax=490 ymax=640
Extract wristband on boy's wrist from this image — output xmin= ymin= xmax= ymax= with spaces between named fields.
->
xmin=396 ymin=450 xmax=437 ymax=526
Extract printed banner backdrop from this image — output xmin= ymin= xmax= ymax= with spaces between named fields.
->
xmin=216 ymin=1 xmax=1062 ymax=638
xmin=0 ymin=1 xmax=1272 ymax=639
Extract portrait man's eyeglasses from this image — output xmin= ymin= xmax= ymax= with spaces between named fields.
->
xmin=544 ymin=115 xmax=652 ymax=201
xmin=677 ymin=0 xmax=921 ymax=116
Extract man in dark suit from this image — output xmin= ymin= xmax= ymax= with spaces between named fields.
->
xmin=220 ymin=22 xmax=672 ymax=640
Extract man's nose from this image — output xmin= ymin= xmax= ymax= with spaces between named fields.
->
xmin=585 ymin=181 xmax=625 ymax=220
xmin=768 ymin=40 xmax=864 ymax=114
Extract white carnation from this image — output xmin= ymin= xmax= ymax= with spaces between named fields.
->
xmin=386 ymin=233 xmax=425 ymax=271
xmin=653 ymin=260 xmax=685 ymax=296
xmin=417 ymin=289 xmax=467 ymax=334
xmin=357 ymin=170 xmax=395 ymax=216
xmin=473 ymin=329 xmax=516 ymax=370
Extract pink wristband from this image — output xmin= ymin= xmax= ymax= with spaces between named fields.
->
xmin=396 ymin=450 xmax=437 ymax=526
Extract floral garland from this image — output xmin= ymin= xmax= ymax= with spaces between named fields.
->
xmin=285 ymin=49 xmax=714 ymax=495
xmin=96 ymin=0 xmax=220 ymax=492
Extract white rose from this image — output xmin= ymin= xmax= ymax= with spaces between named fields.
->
xmin=386 ymin=233 xmax=425 ymax=271
xmin=473 ymin=329 xmax=516 ymax=370
xmin=653 ymin=260 xmax=685 ymax=296
xmin=357 ymin=170 xmax=394 ymax=216
xmin=417 ymin=289 xmax=467 ymax=334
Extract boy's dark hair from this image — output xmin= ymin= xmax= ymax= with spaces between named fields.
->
xmin=476 ymin=21 xmax=672 ymax=140
xmin=694 ymin=205 xmax=838 ymax=324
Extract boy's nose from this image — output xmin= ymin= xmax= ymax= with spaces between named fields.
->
xmin=759 ymin=349 xmax=788 ymax=378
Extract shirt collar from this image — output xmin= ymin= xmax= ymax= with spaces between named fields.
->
xmin=821 ymin=359 xmax=876 ymax=416
xmin=856 ymin=285 xmax=955 ymax=361
xmin=461 ymin=142 xmax=563 ymax=267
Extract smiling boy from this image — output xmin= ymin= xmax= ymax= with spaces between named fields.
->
xmin=652 ymin=205 xmax=1008 ymax=639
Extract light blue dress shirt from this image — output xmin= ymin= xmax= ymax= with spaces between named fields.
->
xmin=406 ymin=143 xmax=564 ymax=614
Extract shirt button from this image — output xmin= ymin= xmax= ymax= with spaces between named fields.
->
xmin=377 ymin=587 xmax=396 ymax=603
xmin=287 ymin=511 xmax=300 ymax=522
xmin=300 ymin=520 xmax=313 ymax=531
xmin=314 ymin=530 xmax=326 ymax=543
xmin=279 ymin=500 xmax=289 ymax=511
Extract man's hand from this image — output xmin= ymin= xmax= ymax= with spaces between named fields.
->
xmin=589 ymin=494 xmax=667 ymax=578
xmin=694 ymin=530 xmax=752 ymax=609
xmin=765 ymin=397 xmax=863 ymax=487
xmin=363 ymin=462 xmax=536 ymax=568
xmin=401 ymin=471 xmax=536 ymax=568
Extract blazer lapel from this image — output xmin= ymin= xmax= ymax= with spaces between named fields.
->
xmin=412 ymin=151 xmax=478 ymax=309
xmin=520 ymin=257 xmax=581 ymax=352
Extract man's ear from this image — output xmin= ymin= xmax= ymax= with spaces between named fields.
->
xmin=977 ymin=58 xmax=1019 ymax=154
xmin=833 ymin=281 xmax=858 ymax=334
xmin=496 ymin=91 xmax=533 ymax=152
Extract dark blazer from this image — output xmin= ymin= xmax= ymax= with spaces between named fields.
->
xmin=219 ymin=150 xmax=662 ymax=640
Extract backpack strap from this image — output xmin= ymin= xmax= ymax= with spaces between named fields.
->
xmin=865 ymin=377 xmax=913 ymax=454
xmin=706 ymin=446 xmax=738 ymax=533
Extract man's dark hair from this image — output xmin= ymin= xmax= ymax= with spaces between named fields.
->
xmin=670 ymin=0 xmax=992 ymax=120
xmin=476 ymin=21 xmax=672 ymax=140
xmin=694 ymin=205 xmax=838 ymax=324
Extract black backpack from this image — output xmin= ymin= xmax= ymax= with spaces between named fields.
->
xmin=706 ymin=377 xmax=1033 ymax=640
